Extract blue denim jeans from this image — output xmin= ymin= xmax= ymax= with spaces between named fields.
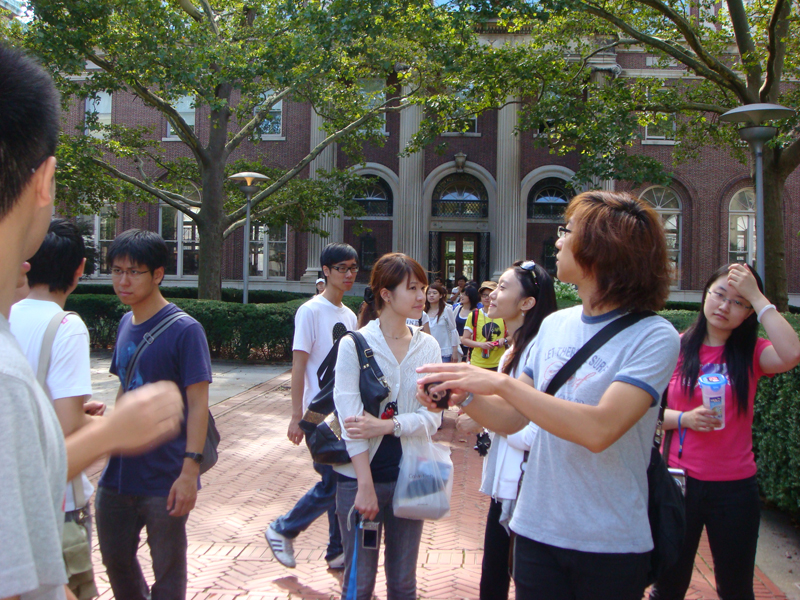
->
xmin=336 ymin=478 xmax=424 ymax=600
xmin=95 ymin=487 xmax=188 ymax=600
xmin=272 ymin=462 xmax=343 ymax=561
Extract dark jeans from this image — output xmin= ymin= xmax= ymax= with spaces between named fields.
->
xmin=95 ymin=487 xmax=188 ymax=600
xmin=649 ymin=475 xmax=760 ymax=600
xmin=512 ymin=534 xmax=650 ymax=600
xmin=272 ymin=462 xmax=343 ymax=561
xmin=480 ymin=499 xmax=512 ymax=600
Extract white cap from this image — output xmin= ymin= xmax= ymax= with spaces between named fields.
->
xmin=315 ymin=278 xmax=325 ymax=284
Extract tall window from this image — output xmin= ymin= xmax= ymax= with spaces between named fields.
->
xmin=158 ymin=204 xmax=200 ymax=277
xmin=431 ymin=173 xmax=488 ymax=219
xmin=249 ymin=224 xmax=287 ymax=278
xmin=77 ymin=207 xmax=117 ymax=275
xmin=640 ymin=186 xmax=682 ymax=286
xmin=353 ymin=176 xmax=393 ymax=217
xmin=360 ymin=235 xmax=377 ymax=270
xmin=729 ymin=188 xmax=757 ymax=267
xmin=445 ymin=88 xmax=478 ymax=134
xmin=166 ymin=96 xmax=195 ymax=139
xmin=360 ymin=79 xmax=387 ymax=134
xmin=85 ymin=92 xmax=112 ymax=139
xmin=255 ymin=91 xmax=283 ymax=137
xmin=527 ymin=177 xmax=572 ymax=220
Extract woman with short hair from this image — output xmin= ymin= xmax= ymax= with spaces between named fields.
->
xmin=418 ymin=191 xmax=681 ymax=600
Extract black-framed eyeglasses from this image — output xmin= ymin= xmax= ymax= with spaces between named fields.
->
xmin=330 ymin=264 xmax=359 ymax=274
xmin=557 ymin=226 xmax=572 ymax=239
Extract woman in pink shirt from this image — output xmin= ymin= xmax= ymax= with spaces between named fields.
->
xmin=650 ymin=263 xmax=800 ymax=600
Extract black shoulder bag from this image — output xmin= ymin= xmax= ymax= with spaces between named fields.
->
xmin=510 ymin=311 xmax=685 ymax=585
xmin=123 ymin=310 xmax=221 ymax=475
xmin=299 ymin=331 xmax=390 ymax=465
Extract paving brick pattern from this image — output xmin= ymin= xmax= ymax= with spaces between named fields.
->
xmin=86 ymin=373 xmax=787 ymax=600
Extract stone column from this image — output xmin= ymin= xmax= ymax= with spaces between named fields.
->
xmin=393 ymin=89 xmax=426 ymax=263
xmin=302 ymin=108 xmax=342 ymax=281
xmin=491 ymin=98 xmax=524 ymax=280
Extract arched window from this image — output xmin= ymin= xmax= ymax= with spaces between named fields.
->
xmin=527 ymin=177 xmax=573 ymax=219
xmin=353 ymin=176 xmax=393 ymax=217
xmin=431 ymin=173 xmax=488 ymax=219
xmin=729 ymin=188 xmax=756 ymax=267
xmin=640 ymin=186 xmax=682 ymax=287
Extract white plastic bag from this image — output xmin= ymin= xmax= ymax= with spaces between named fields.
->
xmin=392 ymin=436 xmax=453 ymax=520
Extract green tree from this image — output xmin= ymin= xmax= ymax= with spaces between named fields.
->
xmin=5 ymin=0 xmax=474 ymax=299
xmin=435 ymin=0 xmax=799 ymax=308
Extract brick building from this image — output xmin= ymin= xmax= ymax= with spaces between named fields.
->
xmin=68 ymin=50 xmax=800 ymax=304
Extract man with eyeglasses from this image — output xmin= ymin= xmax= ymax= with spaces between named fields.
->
xmin=266 ymin=243 xmax=359 ymax=570
xmin=95 ymin=229 xmax=213 ymax=599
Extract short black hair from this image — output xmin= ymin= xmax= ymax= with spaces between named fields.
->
xmin=0 ymin=45 xmax=61 ymax=220
xmin=27 ymin=219 xmax=86 ymax=293
xmin=320 ymin=243 xmax=358 ymax=270
xmin=455 ymin=274 xmax=466 ymax=283
xmin=106 ymin=229 xmax=169 ymax=274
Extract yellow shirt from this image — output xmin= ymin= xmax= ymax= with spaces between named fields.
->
xmin=466 ymin=309 xmax=506 ymax=369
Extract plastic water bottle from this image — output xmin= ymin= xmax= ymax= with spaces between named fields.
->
xmin=698 ymin=373 xmax=727 ymax=430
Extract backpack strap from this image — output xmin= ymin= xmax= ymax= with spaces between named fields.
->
xmin=472 ymin=309 xmax=479 ymax=341
xmin=544 ymin=311 xmax=656 ymax=397
xmin=123 ymin=310 xmax=189 ymax=391
xmin=37 ymin=311 xmax=77 ymax=396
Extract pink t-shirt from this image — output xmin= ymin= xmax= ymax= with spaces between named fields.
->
xmin=666 ymin=337 xmax=772 ymax=481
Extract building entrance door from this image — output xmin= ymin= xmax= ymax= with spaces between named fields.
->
xmin=440 ymin=233 xmax=478 ymax=284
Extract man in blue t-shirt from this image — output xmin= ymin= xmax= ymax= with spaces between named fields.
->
xmin=96 ymin=229 xmax=213 ymax=600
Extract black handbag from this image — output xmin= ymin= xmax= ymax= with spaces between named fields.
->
xmin=646 ymin=391 xmax=686 ymax=585
xmin=299 ymin=331 xmax=390 ymax=465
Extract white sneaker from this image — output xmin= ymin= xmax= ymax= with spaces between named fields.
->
xmin=327 ymin=552 xmax=345 ymax=570
xmin=265 ymin=523 xmax=296 ymax=568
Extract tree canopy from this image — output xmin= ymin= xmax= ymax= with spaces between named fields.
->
xmin=4 ymin=0 xmax=478 ymax=298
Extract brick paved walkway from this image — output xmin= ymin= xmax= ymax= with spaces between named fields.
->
xmin=87 ymin=372 xmax=788 ymax=600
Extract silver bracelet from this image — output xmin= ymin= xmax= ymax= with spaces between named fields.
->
xmin=757 ymin=303 xmax=776 ymax=323
xmin=461 ymin=392 xmax=474 ymax=408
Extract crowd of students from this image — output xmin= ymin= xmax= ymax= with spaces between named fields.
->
xmin=4 ymin=44 xmax=800 ymax=600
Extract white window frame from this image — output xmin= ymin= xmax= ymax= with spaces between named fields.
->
xmin=84 ymin=92 xmax=112 ymax=139
xmin=248 ymin=223 xmax=288 ymax=279
xmin=728 ymin=188 xmax=757 ymax=268
xmin=164 ymin=95 xmax=196 ymax=141
xmin=77 ymin=206 xmax=117 ymax=276
xmin=255 ymin=91 xmax=284 ymax=140
xmin=158 ymin=204 xmax=201 ymax=278
xmin=640 ymin=186 xmax=682 ymax=288
xmin=360 ymin=79 xmax=388 ymax=135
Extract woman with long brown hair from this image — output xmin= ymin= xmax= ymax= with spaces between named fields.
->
xmin=425 ymin=282 xmax=460 ymax=363
xmin=333 ymin=253 xmax=442 ymax=600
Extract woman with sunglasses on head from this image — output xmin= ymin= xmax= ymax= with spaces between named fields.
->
xmin=649 ymin=264 xmax=800 ymax=600
xmin=417 ymin=191 xmax=681 ymax=600
xmin=334 ymin=253 xmax=442 ymax=600
xmin=477 ymin=259 xmax=557 ymax=600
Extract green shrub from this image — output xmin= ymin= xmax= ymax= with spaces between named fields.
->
xmin=73 ymin=283 xmax=308 ymax=304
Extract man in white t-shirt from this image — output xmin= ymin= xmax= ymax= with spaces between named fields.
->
xmin=266 ymin=243 xmax=359 ymax=570
xmin=10 ymin=219 xmax=104 ymax=591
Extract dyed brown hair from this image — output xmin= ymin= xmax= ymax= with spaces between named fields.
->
xmin=358 ymin=253 xmax=429 ymax=328
xmin=565 ymin=191 xmax=671 ymax=312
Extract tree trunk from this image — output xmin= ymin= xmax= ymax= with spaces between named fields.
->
xmin=196 ymin=161 xmax=228 ymax=300
xmin=762 ymin=149 xmax=789 ymax=311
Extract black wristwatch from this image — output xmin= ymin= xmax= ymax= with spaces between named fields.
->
xmin=185 ymin=452 xmax=204 ymax=465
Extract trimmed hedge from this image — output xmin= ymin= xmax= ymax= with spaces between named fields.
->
xmin=73 ymin=283 xmax=308 ymax=305
xmin=64 ymin=293 xmax=800 ymax=515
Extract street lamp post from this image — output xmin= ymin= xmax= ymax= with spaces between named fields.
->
xmin=228 ymin=171 xmax=270 ymax=304
xmin=720 ymin=103 xmax=795 ymax=284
